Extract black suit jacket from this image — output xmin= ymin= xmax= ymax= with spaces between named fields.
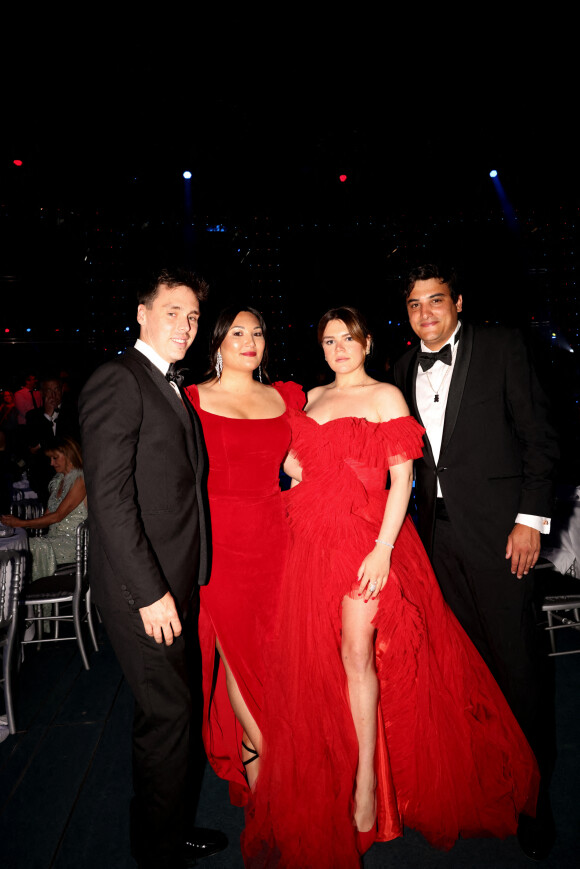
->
xmin=393 ymin=323 xmax=558 ymax=570
xmin=25 ymin=397 xmax=80 ymax=448
xmin=78 ymin=347 xmax=211 ymax=614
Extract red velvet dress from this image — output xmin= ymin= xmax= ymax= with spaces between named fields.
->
xmin=185 ymin=382 xmax=305 ymax=807
xmin=243 ymin=413 xmax=539 ymax=868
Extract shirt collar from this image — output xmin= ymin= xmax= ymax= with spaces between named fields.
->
xmin=420 ymin=321 xmax=462 ymax=354
xmin=135 ymin=338 xmax=171 ymax=376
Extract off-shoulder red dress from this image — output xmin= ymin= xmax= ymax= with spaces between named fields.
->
xmin=184 ymin=381 xmax=305 ymax=808
xmin=243 ymin=413 xmax=539 ymax=868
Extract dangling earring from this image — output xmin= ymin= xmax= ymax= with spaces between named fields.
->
xmin=215 ymin=350 xmax=223 ymax=382
xmin=258 ymin=364 xmax=263 ymax=383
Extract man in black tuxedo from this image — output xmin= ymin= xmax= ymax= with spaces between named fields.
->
xmin=79 ymin=269 xmax=225 ymax=869
xmin=25 ymin=376 xmax=80 ymax=501
xmin=393 ymin=263 xmax=559 ymax=860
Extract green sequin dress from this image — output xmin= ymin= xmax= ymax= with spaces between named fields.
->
xmin=29 ymin=469 xmax=88 ymax=579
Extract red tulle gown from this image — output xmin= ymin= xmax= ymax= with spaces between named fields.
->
xmin=185 ymin=382 xmax=305 ymax=807
xmin=242 ymin=412 xmax=539 ymax=868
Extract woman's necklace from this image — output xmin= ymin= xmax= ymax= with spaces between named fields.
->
xmin=332 ymin=378 xmax=372 ymax=391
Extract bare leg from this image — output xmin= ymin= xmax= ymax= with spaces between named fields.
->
xmin=215 ymin=636 xmax=262 ymax=788
xmin=341 ymin=595 xmax=379 ymax=833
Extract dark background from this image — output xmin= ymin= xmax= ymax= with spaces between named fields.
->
xmin=1 ymin=37 xmax=577 ymax=475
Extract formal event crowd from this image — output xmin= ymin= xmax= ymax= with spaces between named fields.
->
xmin=1 ymin=263 xmax=567 ymax=868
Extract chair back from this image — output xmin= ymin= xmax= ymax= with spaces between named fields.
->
xmin=76 ymin=519 xmax=89 ymax=592
xmin=0 ymin=551 xmax=26 ymax=634
xmin=10 ymin=502 xmax=44 ymax=521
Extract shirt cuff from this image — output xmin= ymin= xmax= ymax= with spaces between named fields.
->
xmin=515 ymin=513 xmax=551 ymax=534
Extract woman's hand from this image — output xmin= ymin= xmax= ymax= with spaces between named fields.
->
xmin=0 ymin=514 xmax=23 ymax=528
xmin=357 ymin=545 xmax=392 ymax=601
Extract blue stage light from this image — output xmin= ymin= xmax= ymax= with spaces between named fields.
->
xmin=183 ymin=171 xmax=192 ymax=180
xmin=489 ymin=170 xmax=498 ymax=178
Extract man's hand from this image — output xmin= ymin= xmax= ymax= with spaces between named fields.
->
xmin=505 ymin=524 xmax=541 ymax=578
xmin=139 ymin=591 xmax=182 ymax=645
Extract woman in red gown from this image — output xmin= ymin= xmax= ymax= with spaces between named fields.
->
xmin=243 ymin=307 xmax=539 ymax=868
xmin=184 ymin=306 xmax=303 ymax=807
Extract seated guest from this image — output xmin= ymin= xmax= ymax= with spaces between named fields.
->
xmin=1 ymin=436 xmax=87 ymax=579
xmin=25 ymin=377 xmax=80 ymax=503
xmin=0 ymin=390 xmax=19 ymax=435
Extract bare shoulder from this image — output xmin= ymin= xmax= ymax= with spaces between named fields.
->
xmin=374 ymin=382 xmax=410 ymax=422
xmin=304 ymin=384 xmax=326 ymax=408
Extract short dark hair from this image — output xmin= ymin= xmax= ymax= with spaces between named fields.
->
xmin=405 ymin=263 xmax=460 ymax=302
xmin=317 ymin=306 xmax=371 ymax=352
xmin=206 ymin=305 xmax=271 ymax=383
xmin=138 ymin=268 xmax=209 ymax=307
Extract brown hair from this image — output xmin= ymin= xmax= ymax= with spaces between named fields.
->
xmin=138 ymin=268 xmax=209 ymax=307
xmin=46 ymin=436 xmax=83 ymax=470
xmin=317 ymin=306 xmax=371 ymax=351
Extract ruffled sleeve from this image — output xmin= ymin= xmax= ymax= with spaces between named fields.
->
xmin=184 ymin=383 xmax=200 ymax=411
xmin=272 ymin=381 xmax=306 ymax=411
xmin=313 ymin=415 xmax=425 ymax=470
xmin=376 ymin=415 xmax=426 ymax=467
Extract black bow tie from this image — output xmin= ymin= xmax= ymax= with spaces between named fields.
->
xmin=418 ymin=344 xmax=452 ymax=371
xmin=166 ymin=364 xmax=187 ymax=387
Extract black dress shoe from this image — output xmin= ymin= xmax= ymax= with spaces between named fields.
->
xmin=183 ymin=827 xmax=228 ymax=861
xmin=517 ymin=803 xmax=556 ymax=861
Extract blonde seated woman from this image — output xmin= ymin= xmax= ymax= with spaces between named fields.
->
xmin=1 ymin=436 xmax=87 ymax=579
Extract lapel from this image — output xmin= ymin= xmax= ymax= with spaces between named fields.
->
xmin=179 ymin=386 xmax=207 ymax=481
xmin=126 ymin=348 xmax=198 ymax=468
xmin=440 ymin=322 xmax=473 ymax=456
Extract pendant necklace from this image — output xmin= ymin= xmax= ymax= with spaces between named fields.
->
xmin=425 ymin=364 xmax=452 ymax=403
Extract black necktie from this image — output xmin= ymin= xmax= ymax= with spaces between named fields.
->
xmin=418 ymin=344 xmax=452 ymax=371
xmin=166 ymin=364 xmax=187 ymax=387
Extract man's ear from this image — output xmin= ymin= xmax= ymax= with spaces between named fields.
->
xmin=456 ymin=295 xmax=463 ymax=313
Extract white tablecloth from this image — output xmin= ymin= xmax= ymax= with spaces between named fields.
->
xmin=0 ymin=527 xmax=29 ymax=553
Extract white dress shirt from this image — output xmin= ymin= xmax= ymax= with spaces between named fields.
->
xmin=134 ymin=339 xmax=182 ymax=399
xmin=416 ymin=324 xmax=549 ymax=534
xmin=44 ymin=407 xmax=60 ymax=435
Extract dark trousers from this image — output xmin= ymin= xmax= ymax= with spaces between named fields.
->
xmin=431 ymin=501 xmax=556 ymax=784
xmin=99 ymin=605 xmax=195 ymax=869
